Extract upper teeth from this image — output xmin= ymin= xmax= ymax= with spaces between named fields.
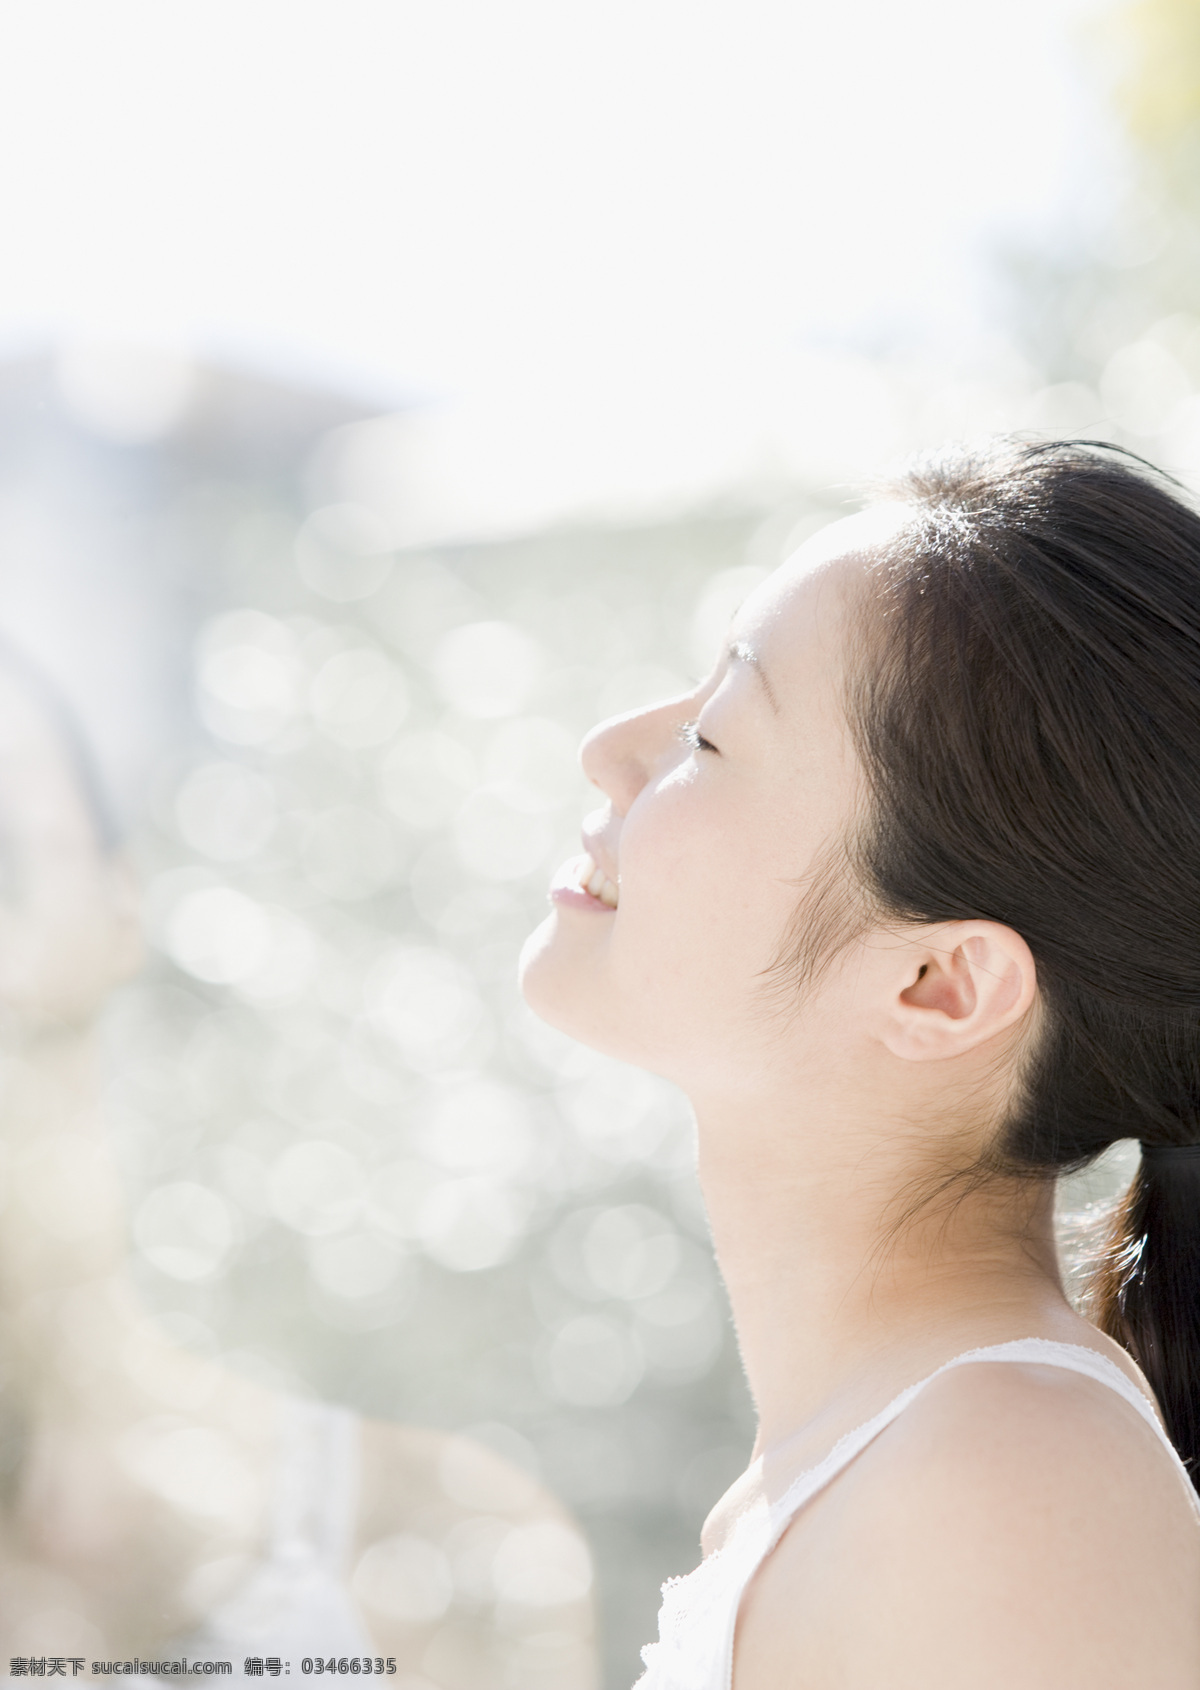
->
xmin=582 ymin=855 xmax=619 ymax=908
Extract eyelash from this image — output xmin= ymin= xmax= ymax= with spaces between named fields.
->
xmin=679 ymin=720 xmax=718 ymax=754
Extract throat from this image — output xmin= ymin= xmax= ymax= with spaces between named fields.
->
xmin=695 ymin=1112 xmax=1068 ymax=1454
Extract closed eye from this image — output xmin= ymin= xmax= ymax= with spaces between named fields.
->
xmin=679 ymin=719 xmax=718 ymax=754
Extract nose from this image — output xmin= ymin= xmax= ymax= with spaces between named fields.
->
xmin=579 ymin=692 xmax=693 ymax=815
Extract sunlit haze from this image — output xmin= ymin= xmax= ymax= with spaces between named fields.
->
xmin=0 ymin=3 xmax=1181 ymax=1677
xmin=0 ymin=0 xmax=1110 ymax=525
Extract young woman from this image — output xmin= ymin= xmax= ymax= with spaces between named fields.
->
xmin=521 ymin=439 xmax=1200 ymax=1688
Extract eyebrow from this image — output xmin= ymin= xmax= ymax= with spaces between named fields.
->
xmin=728 ymin=639 xmax=780 ymax=713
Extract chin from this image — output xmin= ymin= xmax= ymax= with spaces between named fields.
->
xmin=518 ymin=911 xmax=642 ymax=1063
xmin=519 ymin=912 xmax=590 ymax=1037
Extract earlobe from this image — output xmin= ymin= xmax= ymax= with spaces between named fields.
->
xmin=883 ymin=924 xmax=1036 ymax=1061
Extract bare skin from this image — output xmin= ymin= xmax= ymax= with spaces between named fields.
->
xmin=521 ymin=507 xmax=1200 ymax=1689
xmin=0 ymin=667 xmax=597 ymax=1685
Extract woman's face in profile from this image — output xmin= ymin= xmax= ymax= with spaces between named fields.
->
xmin=520 ymin=510 xmax=901 ymax=1093
xmin=0 ymin=668 xmax=142 ymax=1026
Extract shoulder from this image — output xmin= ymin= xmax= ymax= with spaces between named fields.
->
xmin=882 ymin=1353 xmax=1193 ymax=1512
xmin=737 ymin=1359 xmax=1200 ymax=1690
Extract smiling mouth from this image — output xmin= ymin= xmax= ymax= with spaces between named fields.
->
xmin=579 ymin=854 xmax=619 ymax=907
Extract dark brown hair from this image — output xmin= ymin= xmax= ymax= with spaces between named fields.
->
xmin=847 ymin=438 xmax=1200 ymax=1488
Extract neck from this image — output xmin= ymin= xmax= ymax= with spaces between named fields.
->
xmin=694 ymin=1082 xmax=1072 ymax=1453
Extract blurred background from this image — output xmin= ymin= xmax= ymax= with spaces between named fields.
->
xmin=0 ymin=0 xmax=1196 ymax=1681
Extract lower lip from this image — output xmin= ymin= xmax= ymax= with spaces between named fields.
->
xmin=549 ymin=854 xmax=615 ymax=913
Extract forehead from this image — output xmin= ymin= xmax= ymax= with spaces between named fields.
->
xmin=732 ymin=504 xmax=910 ymax=672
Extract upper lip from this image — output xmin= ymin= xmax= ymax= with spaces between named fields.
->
xmin=581 ymin=815 xmax=620 ymax=886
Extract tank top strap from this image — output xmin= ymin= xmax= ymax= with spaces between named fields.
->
xmin=764 ymin=1371 xmax=939 ymax=1536
xmin=934 ymin=1337 xmax=1168 ymax=1438
xmin=766 ymin=1336 xmax=1191 ymax=1547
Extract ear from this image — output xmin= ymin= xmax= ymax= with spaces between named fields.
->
xmin=879 ymin=922 xmax=1037 ymax=1062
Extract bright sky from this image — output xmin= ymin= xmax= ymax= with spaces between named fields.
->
xmin=0 ymin=0 xmax=1113 ymax=519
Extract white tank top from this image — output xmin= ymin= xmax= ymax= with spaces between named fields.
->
xmin=634 ymin=1338 xmax=1200 ymax=1690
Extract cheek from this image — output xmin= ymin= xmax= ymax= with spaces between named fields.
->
xmin=612 ymin=783 xmax=793 ymax=994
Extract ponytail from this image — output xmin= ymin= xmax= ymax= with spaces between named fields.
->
xmin=1093 ymin=1147 xmax=1200 ymax=1490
